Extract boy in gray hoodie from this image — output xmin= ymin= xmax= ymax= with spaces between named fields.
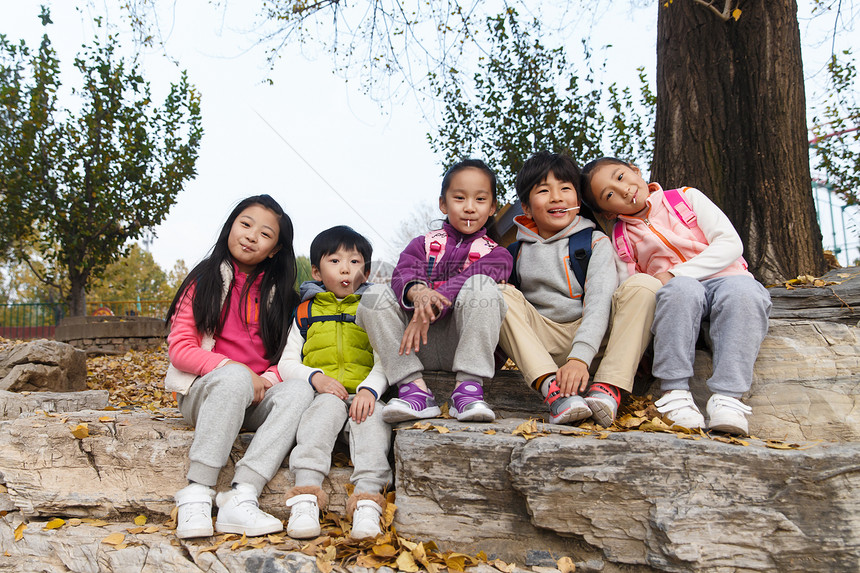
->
xmin=499 ymin=152 xmax=661 ymax=427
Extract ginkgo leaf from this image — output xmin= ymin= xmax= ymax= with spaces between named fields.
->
xmin=14 ymin=523 xmax=26 ymax=541
xmin=557 ymin=555 xmax=576 ymax=573
xmin=44 ymin=518 xmax=65 ymax=530
xmin=70 ymin=424 xmax=89 ymax=439
xmin=396 ymin=551 xmax=420 ymax=572
xmin=732 ymin=8 xmax=741 ymax=20
xmin=133 ymin=515 xmax=147 ymax=526
xmin=102 ymin=532 xmax=125 ymax=545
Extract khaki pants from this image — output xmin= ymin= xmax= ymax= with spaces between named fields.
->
xmin=499 ymin=273 xmax=660 ymax=392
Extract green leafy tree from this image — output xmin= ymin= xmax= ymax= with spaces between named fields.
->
xmin=809 ymin=50 xmax=860 ymax=206
xmin=296 ymin=255 xmax=313 ymax=286
xmin=87 ymin=244 xmax=174 ymax=302
xmin=0 ymin=10 xmax=203 ymax=316
xmin=429 ymin=10 xmax=655 ymax=201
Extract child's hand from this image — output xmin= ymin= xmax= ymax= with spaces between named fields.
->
xmin=311 ymin=372 xmax=349 ymax=401
xmin=250 ymin=374 xmax=268 ymax=404
xmin=226 ymin=360 xmax=268 ymax=404
xmin=655 ymin=271 xmax=674 ymax=285
xmin=349 ymin=388 xmax=376 ymax=423
xmin=400 ymin=317 xmax=430 ymax=355
xmin=407 ymin=285 xmax=451 ymax=324
xmin=556 ymin=359 xmax=590 ymax=396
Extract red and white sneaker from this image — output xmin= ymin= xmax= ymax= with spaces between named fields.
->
xmin=584 ymin=383 xmax=622 ymax=427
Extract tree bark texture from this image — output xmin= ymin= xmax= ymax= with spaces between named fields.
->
xmin=652 ymin=0 xmax=826 ymax=283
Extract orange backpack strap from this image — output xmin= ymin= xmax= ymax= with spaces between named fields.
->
xmin=296 ymin=299 xmax=313 ymax=339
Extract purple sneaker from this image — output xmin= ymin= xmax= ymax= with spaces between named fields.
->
xmin=449 ymin=381 xmax=495 ymax=422
xmin=382 ymin=381 xmax=442 ymax=423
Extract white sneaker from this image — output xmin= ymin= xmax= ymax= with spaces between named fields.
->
xmin=655 ymin=390 xmax=705 ymax=429
xmin=214 ymin=483 xmax=283 ymax=537
xmin=707 ymin=394 xmax=752 ymax=435
xmin=286 ymin=493 xmax=320 ymax=539
xmin=174 ymin=483 xmax=215 ymax=539
xmin=351 ymin=500 xmax=383 ymax=540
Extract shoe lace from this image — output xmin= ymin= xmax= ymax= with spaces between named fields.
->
xmin=179 ymin=500 xmax=210 ymax=523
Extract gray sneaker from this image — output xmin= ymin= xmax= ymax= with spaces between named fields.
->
xmin=544 ymin=378 xmax=591 ymax=424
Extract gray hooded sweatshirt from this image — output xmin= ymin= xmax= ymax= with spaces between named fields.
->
xmin=512 ymin=214 xmax=618 ymax=366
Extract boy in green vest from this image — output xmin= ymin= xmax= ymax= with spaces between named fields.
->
xmin=279 ymin=226 xmax=391 ymax=540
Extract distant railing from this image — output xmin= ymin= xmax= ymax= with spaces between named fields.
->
xmin=0 ymin=300 xmax=170 ymax=340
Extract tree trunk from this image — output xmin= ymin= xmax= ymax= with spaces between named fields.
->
xmin=652 ymin=0 xmax=826 ymax=284
xmin=68 ymin=272 xmax=87 ymax=317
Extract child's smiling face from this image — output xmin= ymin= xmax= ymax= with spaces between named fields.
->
xmin=439 ymin=167 xmax=496 ymax=235
xmin=522 ymin=171 xmax=580 ymax=239
xmin=227 ymin=204 xmax=282 ymax=274
xmin=589 ymin=163 xmax=650 ymax=218
xmin=312 ymin=246 xmax=367 ymax=299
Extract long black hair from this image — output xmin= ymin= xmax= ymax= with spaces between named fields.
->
xmin=166 ymin=194 xmax=299 ymax=362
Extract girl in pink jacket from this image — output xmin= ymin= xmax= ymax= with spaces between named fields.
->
xmin=164 ymin=194 xmax=313 ymax=539
xmin=581 ymin=158 xmax=771 ymax=436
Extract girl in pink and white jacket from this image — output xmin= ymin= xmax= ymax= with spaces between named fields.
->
xmin=164 ymin=195 xmax=313 ymax=539
xmin=581 ymin=158 xmax=771 ymax=435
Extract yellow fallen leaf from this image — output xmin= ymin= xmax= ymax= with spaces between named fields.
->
xmin=431 ymin=425 xmax=450 ymax=434
xmin=98 ymin=416 xmax=113 ymax=422
xmin=70 ymin=424 xmax=89 ymax=439
xmin=44 ymin=518 xmax=65 ymax=530
xmin=231 ymin=533 xmax=247 ymax=550
xmin=445 ymin=552 xmax=470 ymax=571
xmin=382 ymin=501 xmax=397 ymax=528
xmin=67 ymin=518 xmax=82 ymax=527
xmin=143 ymin=526 xmax=160 ymax=534
xmin=102 ymin=532 xmax=125 ymax=545
xmin=197 ymin=545 xmax=219 ymax=554
xmin=0 ymin=485 xmax=7 ymax=493
xmin=557 ymin=555 xmax=576 ymax=573
xmin=484 ymin=429 xmax=496 ymax=435
xmin=127 ymin=527 xmax=146 ymax=534
xmin=133 ymin=515 xmax=147 ymax=526
xmin=493 ymin=558 xmax=516 ymax=572
xmin=372 ymin=544 xmax=398 ymax=557
xmin=732 ymin=8 xmax=741 ymax=20
xmin=396 ymin=551 xmax=420 ymax=572
xmin=14 ymin=523 xmax=26 ymax=541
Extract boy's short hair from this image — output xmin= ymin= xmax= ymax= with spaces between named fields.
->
xmin=515 ymin=151 xmax=582 ymax=207
xmin=580 ymin=157 xmax=632 ymax=214
xmin=310 ymin=225 xmax=373 ymax=275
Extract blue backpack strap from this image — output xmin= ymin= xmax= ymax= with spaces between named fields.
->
xmin=506 ymin=241 xmax=522 ymax=288
xmin=567 ymin=228 xmax=592 ymax=290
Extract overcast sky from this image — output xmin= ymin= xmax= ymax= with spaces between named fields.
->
xmin=4 ymin=2 xmax=858 ymax=269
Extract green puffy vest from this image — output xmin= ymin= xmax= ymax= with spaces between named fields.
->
xmin=301 ymin=291 xmax=374 ymax=392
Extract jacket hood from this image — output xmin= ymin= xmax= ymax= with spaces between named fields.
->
xmin=513 ymin=214 xmax=596 ymax=244
xmin=299 ymin=280 xmax=371 ymax=302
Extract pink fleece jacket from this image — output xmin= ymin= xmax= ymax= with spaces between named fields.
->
xmin=167 ymin=264 xmax=280 ymax=386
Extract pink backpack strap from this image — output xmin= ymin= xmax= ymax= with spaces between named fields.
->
xmin=424 ymin=229 xmax=448 ymax=276
xmin=663 ymin=188 xmax=697 ymax=227
xmin=463 ymin=236 xmax=497 ymax=271
xmin=612 ymin=220 xmax=634 ymax=263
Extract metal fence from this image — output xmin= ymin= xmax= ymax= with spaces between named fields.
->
xmin=0 ymin=300 xmax=170 ymax=340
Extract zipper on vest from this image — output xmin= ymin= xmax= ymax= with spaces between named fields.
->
xmin=644 ymin=218 xmax=687 ymax=262
xmin=336 ymin=301 xmax=345 ymax=381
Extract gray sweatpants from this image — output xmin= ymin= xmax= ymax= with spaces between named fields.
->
xmin=356 ymin=274 xmax=507 ymax=386
xmin=651 ymin=275 xmax=772 ymax=397
xmin=177 ymin=363 xmax=315 ymax=496
xmin=289 ymin=392 xmax=392 ymax=494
